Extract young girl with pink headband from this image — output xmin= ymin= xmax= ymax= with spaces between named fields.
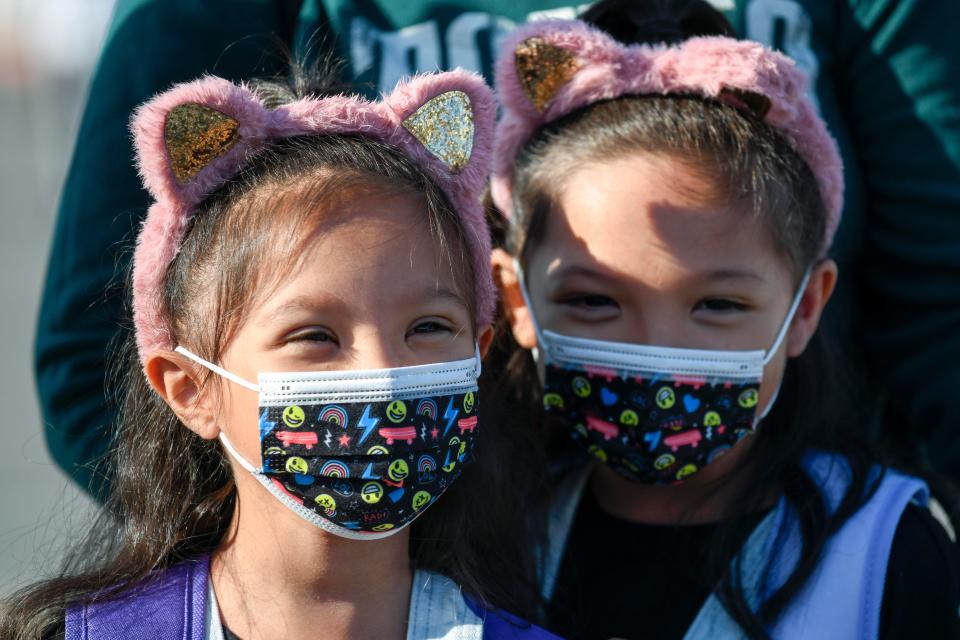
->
xmin=4 ymin=67 xmax=556 ymax=639
xmin=487 ymin=1 xmax=960 ymax=638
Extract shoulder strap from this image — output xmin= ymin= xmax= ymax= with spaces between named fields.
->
xmin=540 ymin=463 xmax=592 ymax=601
xmin=407 ymin=569 xmax=483 ymax=640
xmin=463 ymin=597 xmax=564 ymax=640
xmin=684 ymin=454 xmax=928 ymax=640
xmin=65 ymin=556 xmax=209 ymax=640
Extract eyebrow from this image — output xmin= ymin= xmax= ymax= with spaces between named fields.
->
xmin=547 ymin=264 xmax=616 ymax=282
xmin=265 ymin=286 xmax=469 ymax=321
xmin=701 ymin=268 xmax=767 ymax=283
xmin=547 ymin=264 xmax=766 ymax=283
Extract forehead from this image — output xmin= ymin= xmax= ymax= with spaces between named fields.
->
xmin=542 ymin=154 xmax=783 ymax=276
xmin=254 ymin=191 xmax=468 ymax=311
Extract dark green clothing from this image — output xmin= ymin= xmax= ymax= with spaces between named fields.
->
xmin=35 ymin=0 xmax=960 ymax=497
xmin=723 ymin=0 xmax=960 ymax=474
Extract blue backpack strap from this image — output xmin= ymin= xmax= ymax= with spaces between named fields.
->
xmin=463 ymin=596 xmax=563 ymax=640
xmin=65 ymin=555 xmax=209 ymax=640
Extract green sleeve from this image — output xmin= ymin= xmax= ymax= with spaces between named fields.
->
xmin=838 ymin=0 xmax=960 ymax=475
xmin=34 ymin=0 xmax=302 ymax=497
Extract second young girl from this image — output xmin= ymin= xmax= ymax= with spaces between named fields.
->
xmin=4 ymin=67 xmax=555 ymax=639
xmin=488 ymin=2 xmax=960 ymax=638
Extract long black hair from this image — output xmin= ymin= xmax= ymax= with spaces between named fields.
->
xmin=485 ymin=0 xmax=959 ymax=637
xmin=2 ymin=64 xmax=542 ymax=639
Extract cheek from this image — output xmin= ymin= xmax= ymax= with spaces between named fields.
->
xmin=218 ymin=384 xmax=263 ymax=465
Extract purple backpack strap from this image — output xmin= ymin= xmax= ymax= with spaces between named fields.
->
xmin=65 ymin=555 xmax=209 ymax=640
xmin=464 ymin=596 xmax=563 ymax=640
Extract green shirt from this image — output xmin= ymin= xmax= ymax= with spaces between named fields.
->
xmin=35 ymin=0 xmax=960 ymax=497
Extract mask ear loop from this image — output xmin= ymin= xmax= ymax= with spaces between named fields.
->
xmin=218 ymin=430 xmax=261 ymax=474
xmin=756 ymin=268 xmax=813 ymax=422
xmin=513 ymin=258 xmax=547 ymax=362
xmin=174 ymin=346 xmax=260 ymax=392
xmin=471 ymin=343 xmax=483 ymax=378
xmin=173 ymin=346 xmax=263 ymax=471
xmin=761 ymin=269 xmax=812 ymax=367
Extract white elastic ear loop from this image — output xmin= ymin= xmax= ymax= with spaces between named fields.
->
xmin=755 ymin=381 xmax=782 ymax=424
xmin=174 ymin=346 xmax=259 ymax=392
xmin=755 ymin=268 xmax=813 ymax=422
xmin=471 ymin=343 xmax=483 ymax=378
xmin=761 ymin=269 xmax=813 ymax=366
xmin=513 ymin=259 xmax=547 ymax=361
xmin=218 ymin=431 xmax=260 ymax=474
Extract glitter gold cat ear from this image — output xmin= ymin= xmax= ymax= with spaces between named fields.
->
xmin=164 ymin=103 xmax=240 ymax=184
xmin=402 ymin=90 xmax=474 ymax=172
xmin=514 ymin=37 xmax=580 ymax=113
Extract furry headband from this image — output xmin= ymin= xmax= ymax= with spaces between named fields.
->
xmin=130 ymin=71 xmax=496 ymax=362
xmin=491 ymin=19 xmax=843 ymax=251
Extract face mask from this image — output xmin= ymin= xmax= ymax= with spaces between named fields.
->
xmin=175 ymin=347 xmax=481 ymax=540
xmin=516 ymin=262 xmax=809 ymax=484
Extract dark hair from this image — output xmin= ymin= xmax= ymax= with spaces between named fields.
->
xmin=2 ymin=67 xmax=540 ymax=639
xmin=487 ymin=0 xmax=958 ymax=637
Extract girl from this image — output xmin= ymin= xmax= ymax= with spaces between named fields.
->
xmin=487 ymin=2 xmax=960 ymax=638
xmin=4 ymin=66 xmax=555 ymax=639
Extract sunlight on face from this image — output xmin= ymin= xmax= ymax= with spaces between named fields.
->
xmin=524 ymin=154 xmax=802 ymax=416
xmin=215 ymin=191 xmax=475 ymax=462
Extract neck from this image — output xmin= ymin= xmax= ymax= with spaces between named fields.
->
xmin=211 ymin=474 xmax=412 ymax=640
xmin=590 ymin=436 xmax=776 ymax=525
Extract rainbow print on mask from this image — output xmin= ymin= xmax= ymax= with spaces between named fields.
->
xmin=260 ymin=392 xmax=478 ymax=532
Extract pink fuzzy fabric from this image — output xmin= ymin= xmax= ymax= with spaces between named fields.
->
xmin=492 ymin=19 xmax=844 ymax=253
xmin=130 ymin=70 xmax=496 ymax=362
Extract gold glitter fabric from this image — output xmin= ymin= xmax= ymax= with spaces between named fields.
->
xmin=164 ymin=103 xmax=240 ymax=183
xmin=515 ymin=37 xmax=580 ymax=113
xmin=402 ymin=91 xmax=474 ymax=173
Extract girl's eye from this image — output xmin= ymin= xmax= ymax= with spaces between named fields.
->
xmin=288 ymin=328 xmax=338 ymax=345
xmin=694 ymin=298 xmax=749 ymax=313
xmin=561 ymin=294 xmax=619 ymax=309
xmin=409 ymin=320 xmax=453 ymax=337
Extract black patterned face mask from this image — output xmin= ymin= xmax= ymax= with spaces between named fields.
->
xmin=542 ymin=352 xmax=761 ymax=484
xmin=176 ymin=347 xmax=480 ymax=539
xmin=519 ymin=265 xmax=809 ymax=485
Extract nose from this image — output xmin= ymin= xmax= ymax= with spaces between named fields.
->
xmin=624 ymin=309 xmax=702 ymax=349
xmin=349 ymin=329 xmax=406 ymax=370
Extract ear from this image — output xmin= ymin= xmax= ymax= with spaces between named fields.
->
xmin=491 ymin=249 xmax=538 ymax=350
xmin=144 ymin=350 xmax=220 ymax=440
xmin=131 ymin=76 xmax=271 ymax=209
xmin=477 ymin=325 xmax=495 ymax=359
xmin=785 ymin=260 xmax=838 ymax=358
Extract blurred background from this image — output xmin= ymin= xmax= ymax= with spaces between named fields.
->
xmin=0 ymin=0 xmax=115 ymax=595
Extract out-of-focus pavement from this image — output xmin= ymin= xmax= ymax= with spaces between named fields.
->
xmin=0 ymin=0 xmax=114 ymax=596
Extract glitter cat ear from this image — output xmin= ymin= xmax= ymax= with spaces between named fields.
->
xmin=514 ymin=37 xmax=581 ymax=113
xmin=132 ymin=76 xmax=271 ymax=211
xmin=164 ymin=103 xmax=240 ymax=184
xmin=401 ymin=90 xmax=475 ymax=172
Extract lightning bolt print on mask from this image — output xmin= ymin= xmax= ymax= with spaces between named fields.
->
xmin=176 ymin=347 xmax=481 ymax=540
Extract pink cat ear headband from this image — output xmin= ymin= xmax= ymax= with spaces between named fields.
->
xmin=130 ymin=71 xmax=496 ymax=362
xmin=491 ymin=19 xmax=844 ymax=251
